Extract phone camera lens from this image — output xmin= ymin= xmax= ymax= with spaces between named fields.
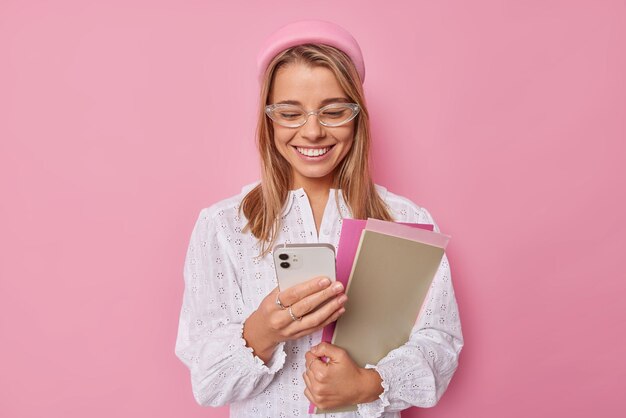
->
xmin=280 ymin=262 xmax=290 ymax=269
xmin=279 ymin=253 xmax=289 ymax=260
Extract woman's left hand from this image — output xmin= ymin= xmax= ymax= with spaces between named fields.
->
xmin=303 ymin=342 xmax=384 ymax=410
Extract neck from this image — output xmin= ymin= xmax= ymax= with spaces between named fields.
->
xmin=292 ymin=173 xmax=334 ymax=199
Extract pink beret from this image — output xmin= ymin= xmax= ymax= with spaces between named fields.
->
xmin=256 ymin=19 xmax=365 ymax=85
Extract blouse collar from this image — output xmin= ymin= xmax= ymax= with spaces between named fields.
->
xmin=241 ymin=181 xmax=389 ymax=218
xmin=281 ymin=187 xmax=342 ymax=217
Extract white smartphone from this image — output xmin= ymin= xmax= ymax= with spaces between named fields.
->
xmin=273 ymin=243 xmax=336 ymax=291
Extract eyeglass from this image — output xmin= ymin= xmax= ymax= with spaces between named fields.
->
xmin=265 ymin=102 xmax=360 ymax=128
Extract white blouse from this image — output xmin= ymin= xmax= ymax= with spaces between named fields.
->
xmin=175 ymin=183 xmax=463 ymax=418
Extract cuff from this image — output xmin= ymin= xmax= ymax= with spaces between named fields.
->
xmin=356 ymin=364 xmax=391 ymax=418
xmin=234 ymin=321 xmax=286 ymax=374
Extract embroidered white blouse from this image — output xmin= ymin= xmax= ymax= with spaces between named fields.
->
xmin=175 ymin=183 xmax=463 ymax=418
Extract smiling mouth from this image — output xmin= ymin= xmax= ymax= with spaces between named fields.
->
xmin=294 ymin=146 xmax=334 ymax=157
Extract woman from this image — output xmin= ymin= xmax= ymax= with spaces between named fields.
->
xmin=175 ymin=20 xmax=463 ymax=418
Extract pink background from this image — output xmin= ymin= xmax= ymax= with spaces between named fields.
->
xmin=1 ymin=0 xmax=625 ymax=417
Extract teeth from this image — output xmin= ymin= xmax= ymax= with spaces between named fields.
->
xmin=296 ymin=147 xmax=330 ymax=157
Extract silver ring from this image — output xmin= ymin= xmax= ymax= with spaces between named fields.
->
xmin=288 ymin=306 xmax=302 ymax=321
xmin=275 ymin=292 xmax=288 ymax=310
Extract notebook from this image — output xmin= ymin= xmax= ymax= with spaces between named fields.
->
xmin=312 ymin=219 xmax=450 ymax=414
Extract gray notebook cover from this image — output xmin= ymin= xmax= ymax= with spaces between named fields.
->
xmin=316 ymin=230 xmax=444 ymax=414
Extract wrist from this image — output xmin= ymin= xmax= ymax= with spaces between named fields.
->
xmin=242 ymin=311 xmax=278 ymax=363
xmin=356 ymin=367 xmax=384 ymax=404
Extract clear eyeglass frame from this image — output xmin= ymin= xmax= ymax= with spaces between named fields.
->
xmin=264 ymin=102 xmax=360 ymax=128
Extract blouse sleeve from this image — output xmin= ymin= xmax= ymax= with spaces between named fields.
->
xmin=174 ymin=208 xmax=287 ymax=407
xmin=357 ymin=206 xmax=464 ymax=417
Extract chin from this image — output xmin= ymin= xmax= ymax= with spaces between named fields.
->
xmin=293 ymin=166 xmax=336 ymax=180
xmin=299 ymin=171 xmax=333 ymax=180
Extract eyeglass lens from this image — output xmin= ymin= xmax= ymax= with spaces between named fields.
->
xmin=267 ymin=104 xmax=357 ymax=127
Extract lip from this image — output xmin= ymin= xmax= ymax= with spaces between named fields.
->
xmin=292 ymin=144 xmax=335 ymax=161
xmin=291 ymin=145 xmax=335 ymax=149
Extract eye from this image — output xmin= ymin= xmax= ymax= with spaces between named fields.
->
xmin=274 ymin=106 xmax=303 ymax=120
xmin=279 ymin=112 xmax=302 ymax=119
xmin=321 ymin=109 xmax=349 ymax=119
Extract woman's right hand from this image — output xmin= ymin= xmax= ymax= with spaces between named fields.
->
xmin=242 ymin=277 xmax=347 ymax=363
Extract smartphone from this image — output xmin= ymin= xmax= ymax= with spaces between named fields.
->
xmin=273 ymin=243 xmax=336 ymax=291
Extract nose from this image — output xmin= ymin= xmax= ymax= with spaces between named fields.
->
xmin=300 ymin=114 xmax=325 ymax=141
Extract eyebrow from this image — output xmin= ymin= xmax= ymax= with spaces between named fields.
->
xmin=275 ymin=97 xmax=351 ymax=105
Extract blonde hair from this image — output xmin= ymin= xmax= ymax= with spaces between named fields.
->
xmin=241 ymin=44 xmax=393 ymax=256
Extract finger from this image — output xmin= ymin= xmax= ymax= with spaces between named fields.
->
xmin=278 ymin=276 xmax=332 ymax=307
xmin=304 ymin=351 xmax=318 ymax=373
xmin=290 ymin=306 xmax=346 ymax=340
xmin=303 ymin=369 xmax=313 ymax=388
xmin=311 ymin=341 xmax=345 ymax=361
xmin=264 ymin=286 xmax=288 ymax=312
xmin=269 ymin=286 xmax=286 ymax=309
xmin=267 ymin=303 xmax=318 ymax=338
xmin=307 ymin=354 xmax=328 ymax=379
xmin=294 ymin=293 xmax=347 ymax=331
xmin=303 ymin=372 xmax=321 ymax=406
xmin=311 ymin=305 xmax=346 ymax=331
xmin=304 ymin=387 xmax=315 ymax=405
xmin=262 ymin=289 xmax=296 ymax=331
xmin=279 ymin=293 xmax=346 ymax=340
xmin=289 ymin=281 xmax=344 ymax=317
xmin=305 ymin=350 xmax=316 ymax=365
